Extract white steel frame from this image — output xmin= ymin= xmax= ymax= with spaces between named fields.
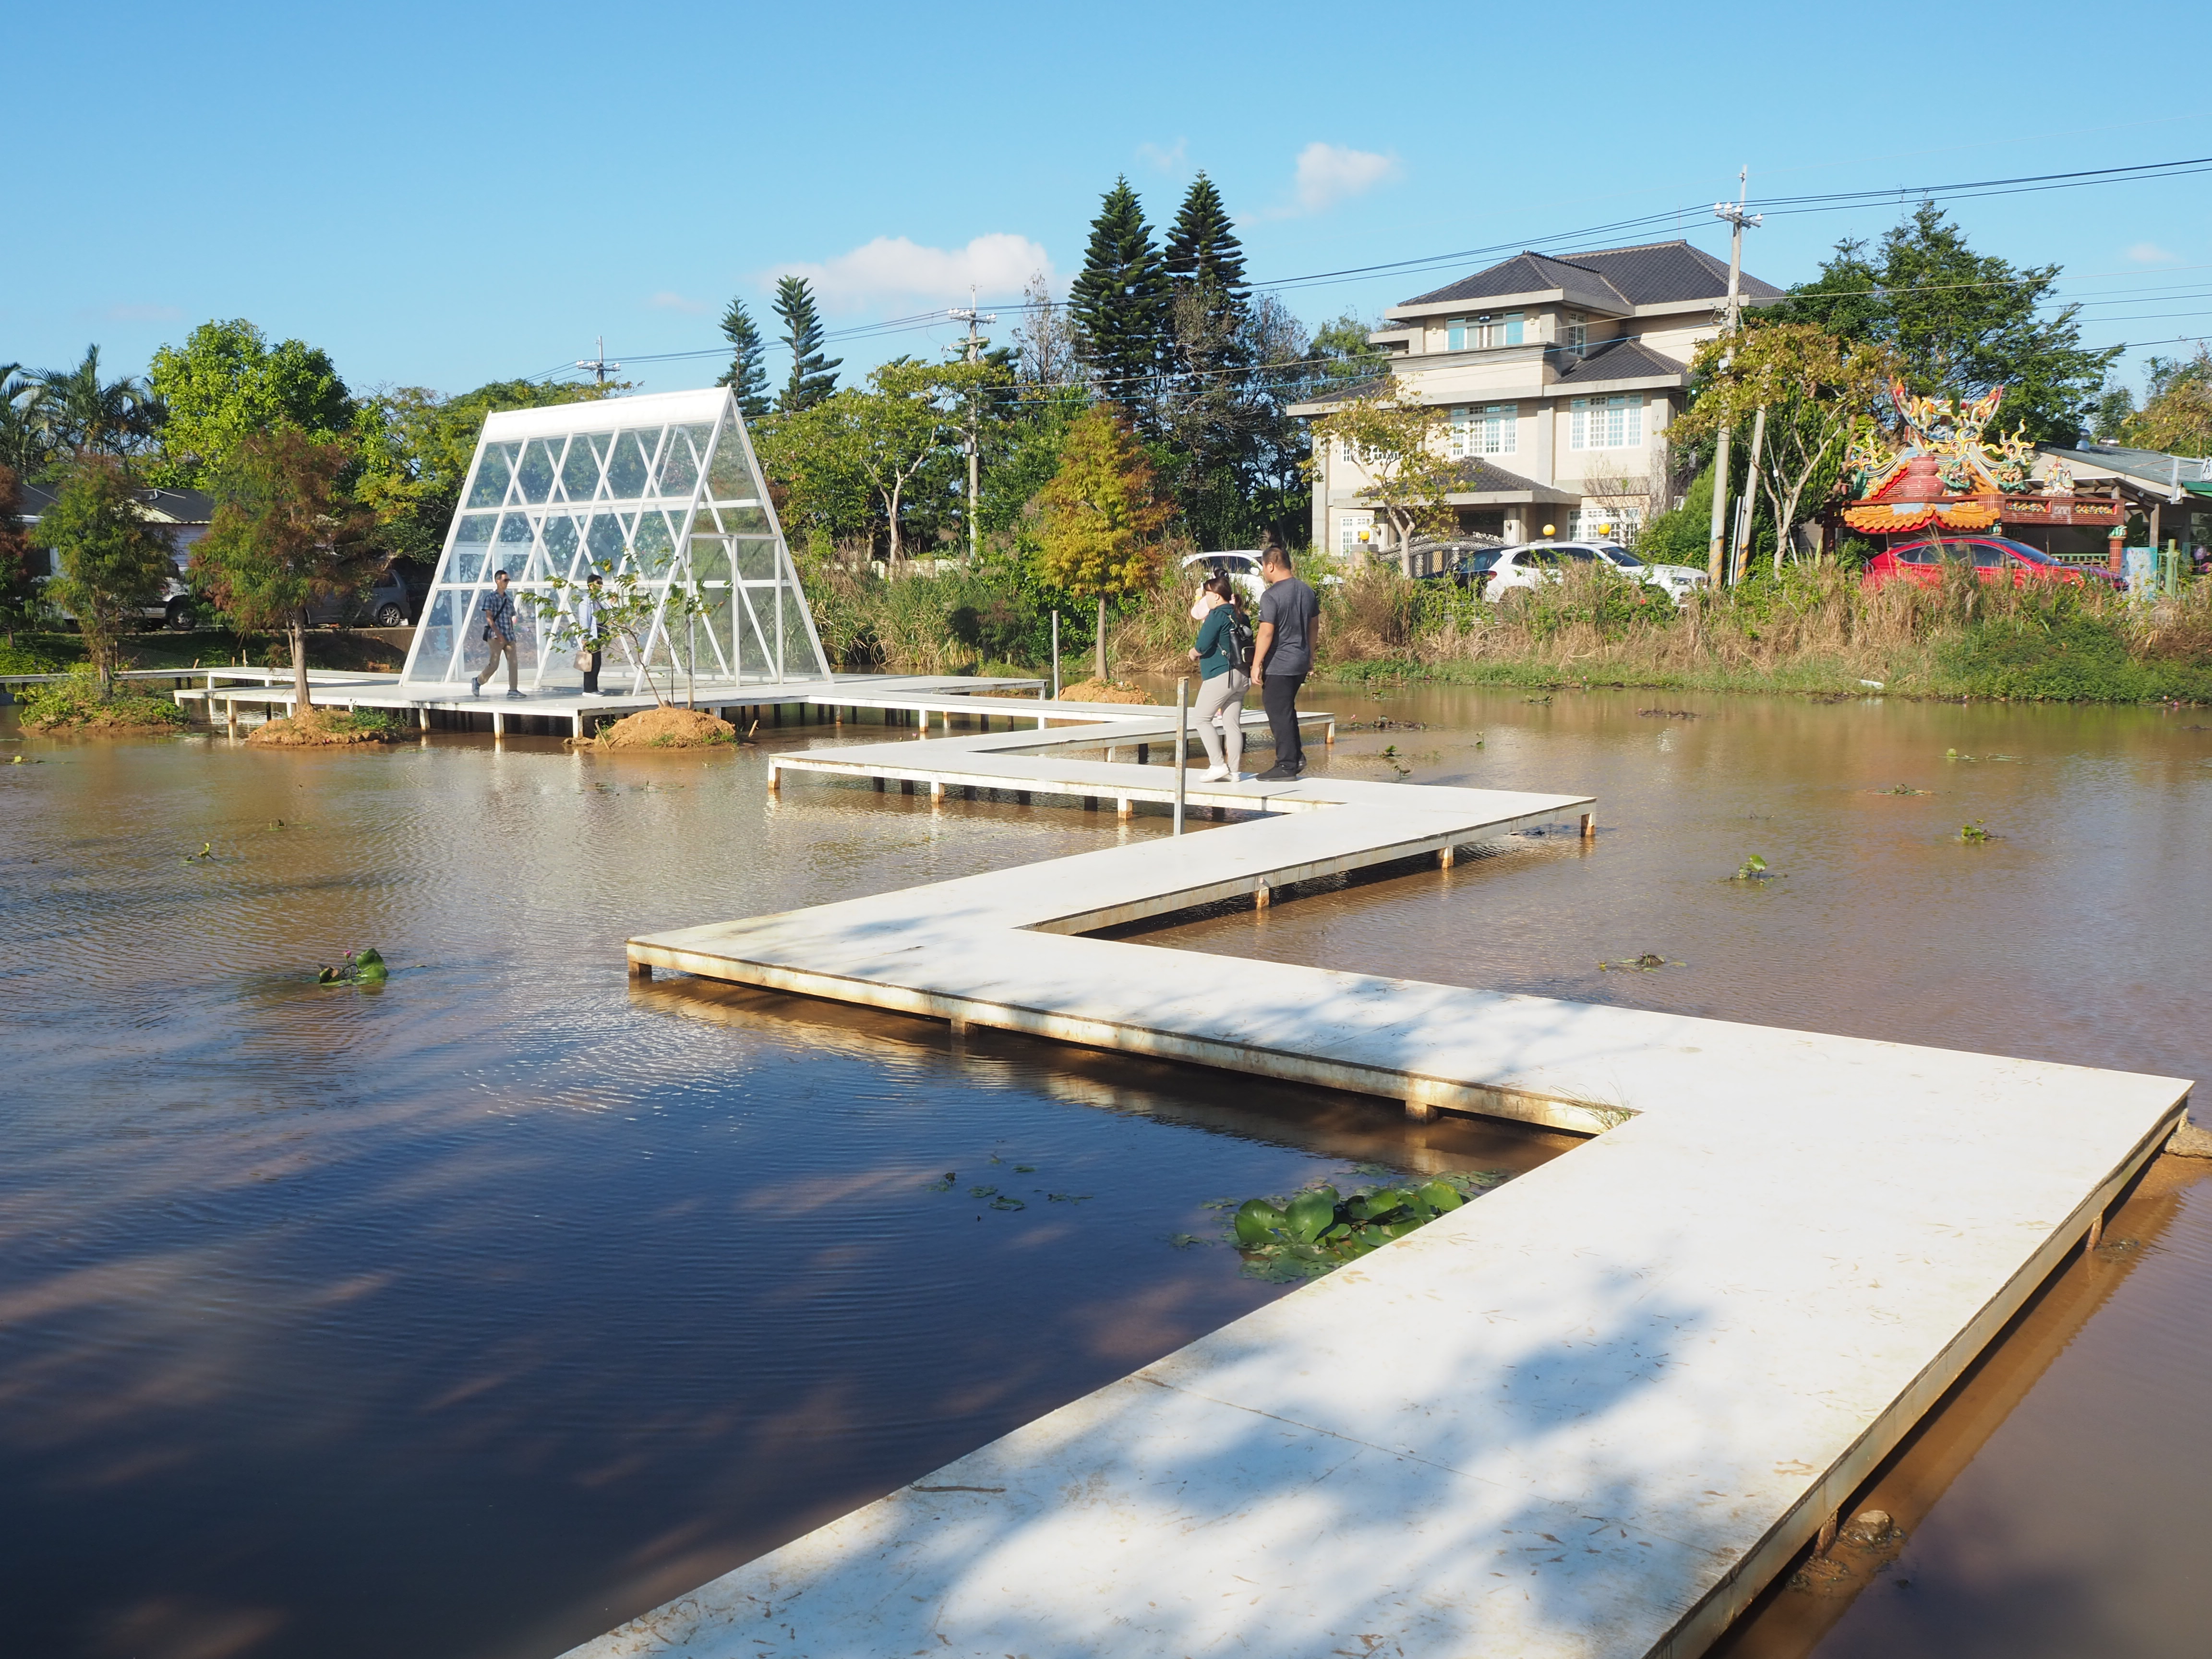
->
xmin=397 ymin=387 xmax=830 ymax=694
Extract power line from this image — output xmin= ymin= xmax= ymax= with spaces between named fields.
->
xmin=544 ymin=151 xmax=2212 ymax=384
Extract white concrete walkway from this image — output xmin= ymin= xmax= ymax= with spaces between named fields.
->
xmin=583 ymin=732 xmax=2192 ymax=1659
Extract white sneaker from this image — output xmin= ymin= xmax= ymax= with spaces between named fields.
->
xmin=1202 ymin=765 xmax=1229 ymax=781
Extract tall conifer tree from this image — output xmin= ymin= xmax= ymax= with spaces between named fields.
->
xmin=716 ymin=296 xmax=772 ymax=421
xmin=774 ymin=277 xmax=842 ymax=413
xmin=1163 ymin=172 xmax=1249 ymax=325
xmin=1069 ymin=179 xmax=1169 ymax=409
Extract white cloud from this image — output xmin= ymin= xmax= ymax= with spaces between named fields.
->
xmin=649 ymin=291 xmax=709 ymax=313
xmin=770 ymin=233 xmax=1057 ymax=314
xmin=1137 ymin=138 xmax=1188 ymax=173
xmin=1291 ymin=142 xmax=1400 ymax=214
xmin=2127 ymin=240 xmax=2180 ymax=264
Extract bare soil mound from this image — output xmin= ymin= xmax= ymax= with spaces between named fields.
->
xmin=247 ymin=708 xmax=397 ymax=746
xmin=587 ymin=705 xmax=739 ymax=748
xmin=1057 ymin=678 xmax=1156 ymax=705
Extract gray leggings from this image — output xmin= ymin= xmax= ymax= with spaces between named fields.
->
xmin=1193 ymin=670 xmax=1248 ymax=772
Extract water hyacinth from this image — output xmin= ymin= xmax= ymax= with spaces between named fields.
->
xmin=1227 ymin=1172 xmax=1508 ymax=1281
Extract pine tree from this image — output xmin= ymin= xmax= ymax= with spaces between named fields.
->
xmin=716 ymin=296 xmax=772 ymax=421
xmin=1163 ymin=172 xmax=1249 ymax=325
xmin=774 ymin=276 xmax=842 ymax=413
xmin=1068 ymin=178 xmax=1169 ymax=409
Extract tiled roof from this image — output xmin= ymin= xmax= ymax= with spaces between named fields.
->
xmin=1404 ymin=239 xmax=1780 ymax=312
xmin=1285 ymin=372 xmax=1392 ymax=411
xmin=1405 ymin=252 xmax=1629 ymax=313
xmin=1556 ymin=240 xmax=1783 ymax=304
xmin=1550 ymin=338 xmax=1689 ymax=386
xmin=1448 ymin=458 xmax=1549 ymax=494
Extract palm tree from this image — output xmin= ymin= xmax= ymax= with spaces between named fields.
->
xmin=30 ymin=345 xmax=161 ymax=457
xmin=0 ymin=364 xmax=42 ymax=476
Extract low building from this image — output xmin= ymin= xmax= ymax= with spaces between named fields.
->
xmin=1292 ymin=241 xmax=1782 ymax=568
xmin=14 ymin=481 xmax=215 ymax=580
xmin=2033 ymin=443 xmax=2212 ymax=564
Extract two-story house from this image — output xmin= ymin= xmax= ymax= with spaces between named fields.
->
xmin=1292 ymin=240 xmax=1782 ymax=565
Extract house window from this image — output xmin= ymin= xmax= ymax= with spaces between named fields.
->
xmin=1570 ymin=394 xmax=1644 ymax=450
xmin=1446 ymin=313 xmax=1523 ymax=350
xmin=1575 ymin=505 xmax=1642 ymax=544
xmin=1450 ymin=403 xmax=1518 ymax=458
xmin=1339 ymin=512 xmax=1375 ymax=554
xmin=1563 ymin=313 xmax=1587 ymax=352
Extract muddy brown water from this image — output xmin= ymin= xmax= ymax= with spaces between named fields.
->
xmin=1 ymin=686 xmax=2207 ymax=1659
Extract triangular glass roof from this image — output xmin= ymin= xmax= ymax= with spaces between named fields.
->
xmin=398 ymin=387 xmax=830 ymax=693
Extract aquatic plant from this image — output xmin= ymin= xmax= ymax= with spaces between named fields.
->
xmin=317 ymin=948 xmax=388 ymax=985
xmin=1958 ymin=822 xmax=1992 ymax=843
xmin=1226 ymin=1172 xmax=1505 ymax=1281
xmin=1730 ymin=854 xmax=1780 ymax=881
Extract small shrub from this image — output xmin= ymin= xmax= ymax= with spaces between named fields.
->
xmin=17 ymin=664 xmax=188 ymax=732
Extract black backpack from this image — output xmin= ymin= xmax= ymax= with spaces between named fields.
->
xmin=1224 ymin=607 xmax=1254 ymax=671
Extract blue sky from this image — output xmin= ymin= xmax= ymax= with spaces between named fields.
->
xmin=9 ymin=0 xmax=2208 ymax=403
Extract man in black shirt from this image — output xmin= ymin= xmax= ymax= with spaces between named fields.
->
xmin=1251 ymin=545 xmax=1320 ymax=780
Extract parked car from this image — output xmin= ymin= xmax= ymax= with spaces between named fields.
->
xmin=1178 ymin=549 xmax=1342 ymax=601
xmin=1446 ymin=540 xmax=1704 ymax=606
xmin=306 ymin=559 xmax=433 ymax=627
xmin=1863 ymin=536 xmax=2125 ymax=593
xmin=1180 ymin=549 xmax=1265 ymax=604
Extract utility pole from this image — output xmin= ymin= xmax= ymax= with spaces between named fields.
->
xmin=1707 ymin=171 xmax=1762 ymax=589
xmin=948 ymin=287 xmax=997 ymax=563
xmin=576 ymin=336 xmax=622 ymax=385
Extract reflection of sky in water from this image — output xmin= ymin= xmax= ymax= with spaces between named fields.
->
xmin=3 ymin=685 xmax=2208 ymax=1659
xmin=0 ymin=725 xmax=1556 ymax=1659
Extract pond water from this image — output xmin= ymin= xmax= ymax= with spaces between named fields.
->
xmin=1 ymin=685 xmax=2207 ymax=1659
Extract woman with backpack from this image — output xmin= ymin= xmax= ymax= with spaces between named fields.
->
xmin=1187 ymin=571 xmax=1251 ymax=781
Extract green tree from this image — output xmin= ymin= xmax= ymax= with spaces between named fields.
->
xmin=0 ymin=364 xmax=44 ymax=477
xmin=0 ymin=463 xmax=41 ymax=643
xmin=2123 ymin=347 xmax=2212 ymax=455
xmin=148 ymin=320 xmax=355 ymax=487
xmin=1069 ymin=178 xmax=1169 ymax=414
xmin=355 ymin=379 xmax=621 ymax=559
xmin=1773 ymin=203 xmax=2119 ymax=444
xmin=1034 ymin=405 xmax=1170 ymax=679
xmin=1310 ymin=312 xmax=1390 ymax=386
xmin=1673 ymin=321 xmax=1893 ymax=572
xmin=1307 ymin=388 xmax=1457 ymax=575
xmin=752 ymin=399 xmax=874 ymax=551
xmin=192 ymin=431 xmax=381 ymax=712
xmin=717 ymin=295 xmax=772 ymax=421
xmin=26 ymin=346 xmax=161 ymax=460
xmin=1164 ymin=172 xmax=1249 ymax=336
xmin=30 ymin=454 xmax=176 ymax=693
xmin=774 ymin=276 xmax=841 ymax=413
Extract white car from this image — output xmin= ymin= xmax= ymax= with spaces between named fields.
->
xmin=1180 ymin=550 xmax=1344 ymax=602
xmin=1463 ymin=541 xmax=1707 ymax=606
xmin=1180 ymin=549 xmax=1266 ymax=603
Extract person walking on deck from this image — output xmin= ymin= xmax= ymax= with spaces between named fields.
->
xmin=1187 ymin=572 xmax=1251 ymax=781
xmin=1251 ymin=545 xmax=1319 ymax=781
xmin=472 ymin=569 xmax=522 ymax=699
xmin=577 ymin=572 xmax=604 ymax=695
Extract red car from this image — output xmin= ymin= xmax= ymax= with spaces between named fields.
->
xmin=1863 ymin=536 xmax=2126 ymax=592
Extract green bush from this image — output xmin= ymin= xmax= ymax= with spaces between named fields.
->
xmin=16 ymin=664 xmax=189 ymax=730
xmin=1938 ymin=605 xmax=2212 ymax=700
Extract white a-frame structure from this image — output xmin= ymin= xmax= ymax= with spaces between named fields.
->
xmin=399 ymin=387 xmax=830 ymax=695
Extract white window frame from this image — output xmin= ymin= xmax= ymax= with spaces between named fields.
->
xmin=1563 ymin=313 xmax=1588 ymax=352
xmin=1447 ymin=312 xmax=1524 ymax=351
xmin=1569 ymin=394 xmax=1644 ymax=451
xmin=1450 ymin=403 xmax=1518 ymax=458
xmin=1338 ymin=512 xmax=1376 ymax=554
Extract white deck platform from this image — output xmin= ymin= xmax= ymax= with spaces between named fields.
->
xmin=587 ymin=734 xmax=2195 ymax=1659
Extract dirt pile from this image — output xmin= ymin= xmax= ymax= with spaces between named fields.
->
xmin=1056 ymin=679 xmax=1155 ymax=705
xmin=585 ymin=706 xmax=739 ymax=748
xmin=247 ymin=708 xmax=397 ymax=746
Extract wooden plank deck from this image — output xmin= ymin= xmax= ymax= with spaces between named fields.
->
xmin=583 ymin=736 xmax=2194 ymax=1659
